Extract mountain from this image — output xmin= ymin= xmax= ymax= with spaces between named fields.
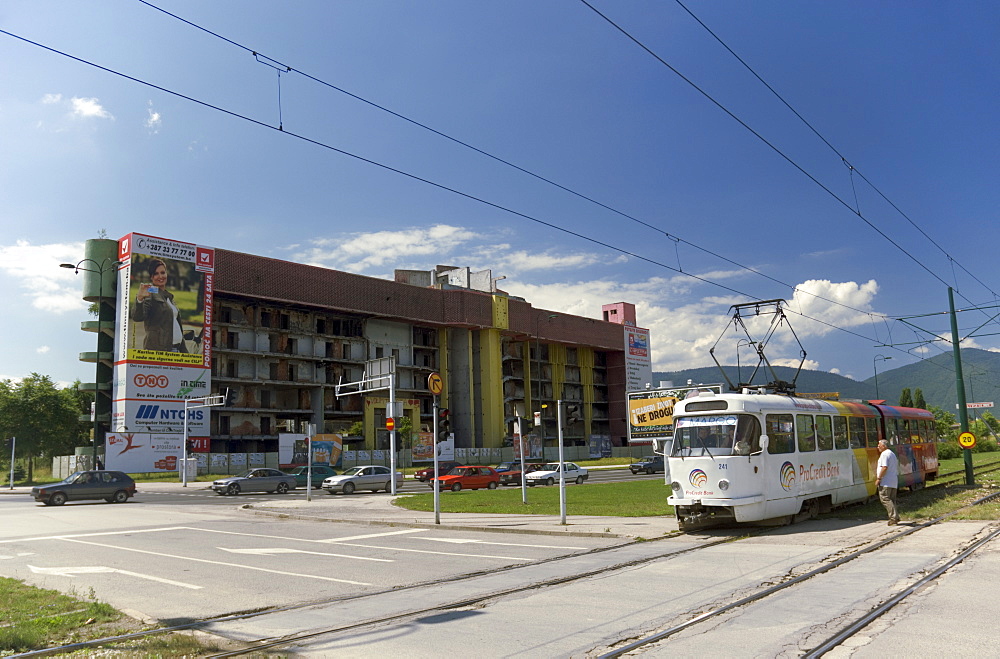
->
xmin=654 ymin=347 xmax=1000 ymax=412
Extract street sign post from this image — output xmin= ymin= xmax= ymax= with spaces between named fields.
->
xmin=958 ymin=431 xmax=977 ymax=449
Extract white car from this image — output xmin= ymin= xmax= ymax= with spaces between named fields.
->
xmin=525 ymin=462 xmax=589 ymax=486
xmin=321 ymin=465 xmax=404 ymax=495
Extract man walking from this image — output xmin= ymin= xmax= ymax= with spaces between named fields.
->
xmin=875 ymin=439 xmax=900 ymax=525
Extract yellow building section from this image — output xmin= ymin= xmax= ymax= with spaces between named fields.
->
xmin=477 ymin=327 xmax=506 ymax=446
xmin=491 ymin=294 xmax=509 ymax=330
xmin=580 ymin=347 xmax=595 ymax=436
xmin=436 ymin=327 xmax=449 ymax=407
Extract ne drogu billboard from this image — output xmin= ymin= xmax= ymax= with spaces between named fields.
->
xmin=111 ymin=233 xmax=214 ymax=436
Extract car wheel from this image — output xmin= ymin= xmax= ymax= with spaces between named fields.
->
xmin=343 ymin=481 xmax=356 ymax=495
xmin=487 ymin=481 xmax=498 ymax=490
xmin=546 ymin=477 xmax=554 ymax=486
xmin=576 ymin=476 xmax=584 ymax=485
xmin=276 ymin=482 xmax=289 ymax=494
xmin=111 ymin=490 xmax=129 ymax=503
xmin=49 ymin=492 xmax=67 ymax=506
xmin=451 ymin=483 xmax=462 ymax=492
xmin=528 ymin=482 xmax=535 ymax=487
xmin=226 ymin=483 xmax=241 ymax=496
xmin=646 ymin=468 xmax=654 ymax=475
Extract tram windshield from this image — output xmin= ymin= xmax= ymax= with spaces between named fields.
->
xmin=671 ymin=414 xmax=762 ymax=457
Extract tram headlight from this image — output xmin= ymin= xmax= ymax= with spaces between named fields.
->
xmin=671 ymin=481 xmax=682 ymax=493
xmin=718 ymin=479 xmax=730 ymax=491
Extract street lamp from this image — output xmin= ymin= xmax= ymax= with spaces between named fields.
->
xmin=873 ymin=354 xmax=892 ymax=400
xmin=61 ymin=258 xmax=121 ymax=469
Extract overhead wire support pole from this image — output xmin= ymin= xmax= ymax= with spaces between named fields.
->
xmin=949 ymin=288 xmax=974 ymax=486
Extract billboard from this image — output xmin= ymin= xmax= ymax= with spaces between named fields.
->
xmin=624 ymin=326 xmax=653 ymax=392
xmin=104 ymin=432 xmax=183 ymax=473
xmin=112 ymin=233 xmax=214 ymax=436
xmin=627 ymin=384 xmax=723 ymax=442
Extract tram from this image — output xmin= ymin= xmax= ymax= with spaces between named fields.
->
xmin=667 ymin=388 xmax=940 ymax=531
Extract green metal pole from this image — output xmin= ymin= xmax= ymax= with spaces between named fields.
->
xmin=949 ymin=287 xmax=974 ymax=486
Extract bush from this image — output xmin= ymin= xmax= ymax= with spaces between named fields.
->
xmin=938 ymin=442 xmax=962 ymax=460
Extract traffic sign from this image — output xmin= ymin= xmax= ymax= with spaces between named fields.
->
xmin=427 ymin=372 xmax=444 ymax=395
xmin=386 ymin=417 xmax=395 ymax=432
xmin=967 ymin=402 xmax=994 ymax=409
xmin=958 ymin=431 xmax=977 ymax=449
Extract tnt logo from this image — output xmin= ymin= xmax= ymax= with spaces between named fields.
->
xmin=195 ymin=247 xmax=214 ymax=271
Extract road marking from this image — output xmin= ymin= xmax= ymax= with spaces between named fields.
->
xmin=0 ymin=552 xmax=34 ymax=560
xmin=417 ymin=538 xmax=585 ymax=550
xmin=217 ymin=547 xmax=393 ymax=562
xmin=0 ymin=526 xmax=190 ymax=544
xmin=28 ymin=564 xmax=202 ymax=589
xmin=320 ymin=529 xmax=425 ymax=542
xmin=57 ymin=538 xmax=372 ymax=586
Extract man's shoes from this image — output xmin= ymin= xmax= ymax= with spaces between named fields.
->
xmin=888 ymin=520 xmax=897 ymax=526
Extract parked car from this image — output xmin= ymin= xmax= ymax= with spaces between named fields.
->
xmin=413 ymin=461 xmax=462 ymax=482
xmin=322 ymin=465 xmax=404 ymax=495
xmin=525 ymin=462 xmax=589 ymax=486
xmin=498 ymin=462 xmax=545 ymax=486
xmin=288 ymin=465 xmax=338 ymax=488
xmin=430 ymin=465 xmax=501 ymax=492
xmin=211 ymin=468 xmax=297 ymax=496
xmin=31 ymin=470 xmax=136 ymax=506
xmin=630 ymin=455 xmax=665 ymax=475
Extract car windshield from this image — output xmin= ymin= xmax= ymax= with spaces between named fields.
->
xmin=65 ymin=471 xmax=83 ymax=483
xmin=234 ymin=470 xmax=255 ymax=478
xmin=342 ymin=467 xmax=365 ymax=476
xmin=290 ymin=467 xmax=306 ymax=474
xmin=540 ymin=463 xmax=562 ymax=471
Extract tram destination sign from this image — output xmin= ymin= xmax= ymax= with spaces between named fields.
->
xmin=966 ymin=402 xmax=994 ymax=409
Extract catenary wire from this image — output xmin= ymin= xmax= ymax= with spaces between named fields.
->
xmin=577 ymin=0 xmax=987 ymax=312
xmin=134 ymin=0 xmax=881 ymax=321
xmin=672 ymin=0 xmax=1000 ymax=321
xmin=0 ymin=25 xmax=906 ymax=362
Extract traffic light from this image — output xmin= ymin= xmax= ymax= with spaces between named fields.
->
xmin=566 ymin=404 xmax=582 ymax=423
xmin=224 ymin=388 xmax=236 ymax=407
xmin=438 ymin=408 xmax=451 ymax=440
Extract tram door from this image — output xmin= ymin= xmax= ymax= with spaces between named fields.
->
xmin=763 ymin=413 xmax=799 ymax=514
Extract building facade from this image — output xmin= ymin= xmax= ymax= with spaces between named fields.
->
xmin=72 ymin=237 xmax=650 ymax=458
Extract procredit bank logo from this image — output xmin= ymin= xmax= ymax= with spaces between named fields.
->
xmin=779 ymin=461 xmax=796 ymax=491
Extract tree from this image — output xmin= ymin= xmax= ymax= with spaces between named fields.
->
xmin=0 ymin=374 xmax=84 ymax=481
xmin=914 ymin=388 xmax=927 ymax=409
xmin=898 ymin=388 xmax=913 ymax=407
xmin=929 ymin=406 xmax=957 ymax=443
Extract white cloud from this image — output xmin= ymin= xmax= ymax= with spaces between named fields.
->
xmin=41 ymin=93 xmax=62 ymax=104
xmin=36 ymin=346 xmax=51 ymax=354
xmin=145 ymin=101 xmax=161 ymax=132
xmin=0 ymin=240 xmax=91 ymax=313
xmin=298 ymin=224 xmax=480 ymax=271
xmin=70 ymin=97 xmax=114 ymax=120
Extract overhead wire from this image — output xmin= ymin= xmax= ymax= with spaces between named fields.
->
xmin=671 ymin=0 xmax=1000 ymax=332
xmin=578 ymin=0 xmax=1000 ymax=356
xmin=134 ymin=0 xmax=882 ymax=322
xmin=0 ymin=26 xmax=893 ymax=357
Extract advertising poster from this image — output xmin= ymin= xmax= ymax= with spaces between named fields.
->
xmin=104 ymin=432 xmax=182 ymax=473
xmin=112 ymin=233 xmax=214 ymax=437
xmin=249 ymin=453 xmax=265 ymax=466
xmin=211 ymin=454 xmax=228 ymax=471
xmin=310 ymin=435 xmax=343 ymax=467
xmin=278 ymin=433 xmax=306 ymax=465
xmin=627 ymin=384 xmax=723 ymax=443
xmin=412 ymin=432 xmax=435 ymax=461
xmin=512 ymin=434 xmax=543 ymax=460
xmin=589 ymin=435 xmax=612 ymax=459
xmin=623 ymin=326 xmax=653 ymax=393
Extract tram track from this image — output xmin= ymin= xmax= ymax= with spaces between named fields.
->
xmin=13 ymin=460 xmax=1000 ymax=657
xmin=597 ymin=489 xmax=1000 ymax=657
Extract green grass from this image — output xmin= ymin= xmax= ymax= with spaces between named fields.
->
xmin=0 ymin=576 xmax=226 ymax=655
xmin=395 ymin=478 xmax=672 ymax=517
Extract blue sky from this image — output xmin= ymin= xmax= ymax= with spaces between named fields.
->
xmin=2 ymin=1 xmax=998 ymax=387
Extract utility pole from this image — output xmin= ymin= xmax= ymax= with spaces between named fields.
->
xmin=949 ymin=287 xmax=974 ymax=486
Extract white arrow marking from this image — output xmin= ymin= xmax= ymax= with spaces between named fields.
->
xmin=216 ymin=547 xmax=392 ymax=562
xmin=418 ymin=538 xmax=585 ymax=550
xmin=0 ymin=552 xmax=34 ymax=560
xmin=319 ymin=529 xmax=425 ymax=542
xmin=28 ymin=564 xmax=202 ymax=589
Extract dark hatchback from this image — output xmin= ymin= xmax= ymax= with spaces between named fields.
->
xmin=629 ymin=455 xmax=665 ymax=475
xmin=32 ymin=470 xmax=137 ymax=506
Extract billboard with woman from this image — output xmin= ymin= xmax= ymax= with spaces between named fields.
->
xmin=112 ymin=233 xmax=214 ymax=436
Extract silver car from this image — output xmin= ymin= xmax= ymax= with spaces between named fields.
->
xmin=211 ymin=468 xmax=297 ymax=496
xmin=321 ymin=465 xmax=404 ymax=495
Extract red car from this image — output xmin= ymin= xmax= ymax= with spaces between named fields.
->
xmin=430 ymin=465 xmax=501 ymax=492
xmin=498 ymin=463 xmax=544 ymax=486
xmin=414 ymin=461 xmax=462 ymax=482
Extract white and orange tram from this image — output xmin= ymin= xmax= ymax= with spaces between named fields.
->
xmin=667 ymin=388 xmax=940 ymax=531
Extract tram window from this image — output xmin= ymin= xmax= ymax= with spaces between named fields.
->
xmin=797 ymin=415 xmax=816 ymax=452
xmin=735 ymin=415 xmax=762 ymax=455
xmin=889 ymin=419 xmax=903 ymax=444
xmin=816 ymin=415 xmax=833 ymax=451
xmin=765 ymin=414 xmax=794 ymax=454
xmin=865 ymin=417 xmax=880 ymax=448
xmin=848 ymin=417 xmax=865 ymax=449
xmin=833 ymin=416 xmax=849 ymax=449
